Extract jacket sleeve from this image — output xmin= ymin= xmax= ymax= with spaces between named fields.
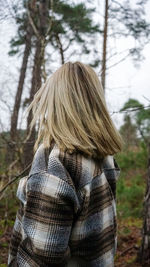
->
xmin=8 ymin=176 xmax=28 ymax=266
xmin=9 ymin=171 xmax=79 ymax=267
xmin=8 ymin=202 xmax=23 ymax=266
xmin=102 ymin=156 xmax=121 ymax=200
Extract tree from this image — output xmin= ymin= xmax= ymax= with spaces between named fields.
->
xmin=138 ymin=143 xmax=150 ymax=265
xmin=101 ymin=0 xmax=108 ymax=90
xmin=10 ymin=23 xmax=33 ymax=142
xmin=23 ymin=0 xmax=50 ymax=167
xmin=22 ymin=0 xmax=100 ymax=167
xmin=100 ymin=0 xmax=150 ymax=91
xmin=7 ymin=0 xmax=100 ymax=166
xmin=9 ymin=1 xmax=35 ymax=164
xmin=120 ymin=98 xmax=150 ymax=144
xmin=119 ymin=114 xmax=138 ymax=148
xmin=120 ymin=98 xmax=150 ymax=264
xmin=48 ymin=1 xmax=100 ymax=66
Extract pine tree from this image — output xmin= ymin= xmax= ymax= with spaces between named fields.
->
xmin=8 ymin=0 xmax=99 ymax=166
xmin=120 ymin=114 xmax=138 ymax=148
xmin=23 ymin=0 xmax=50 ymax=167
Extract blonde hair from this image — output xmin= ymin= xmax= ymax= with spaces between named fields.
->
xmin=28 ymin=61 xmax=122 ymax=158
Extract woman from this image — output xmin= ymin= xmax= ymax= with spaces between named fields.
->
xmin=8 ymin=62 xmax=122 ymax=266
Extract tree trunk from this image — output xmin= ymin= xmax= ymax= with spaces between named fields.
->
xmin=10 ymin=24 xmax=32 ymax=142
xmin=7 ymin=0 xmax=37 ymax=165
xmin=137 ymin=143 xmax=150 ymax=265
xmin=23 ymin=39 xmax=43 ymax=167
xmin=101 ymin=0 xmax=109 ymax=92
xmin=23 ymin=0 xmax=49 ymax=167
xmin=55 ymin=33 xmax=65 ymax=64
xmin=6 ymin=26 xmax=33 ymax=166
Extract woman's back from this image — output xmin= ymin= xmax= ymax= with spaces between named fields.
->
xmin=8 ymin=143 xmax=120 ymax=266
xmin=8 ymin=61 xmax=122 ymax=266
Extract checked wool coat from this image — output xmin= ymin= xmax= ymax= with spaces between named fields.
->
xmin=8 ymin=143 xmax=120 ymax=267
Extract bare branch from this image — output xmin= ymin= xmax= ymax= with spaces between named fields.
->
xmin=63 ymin=39 xmax=74 ymax=52
xmin=106 ymin=53 xmax=130 ymax=70
xmin=110 ymin=105 xmax=150 ymax=116
xmin=55 ymin=33 xmax=65 ymax=64
xmin=0 ymin=163 xmax=32 ymax=197
xmin=143 ymin=95 xmax=150 ymax=103
xmin=0 ymin=97 xmax=12 ymax=113
xmin=27 ymin=9 xmax=40 ymax=39
xmin=45 ymin=0 xmax=53 ymax=37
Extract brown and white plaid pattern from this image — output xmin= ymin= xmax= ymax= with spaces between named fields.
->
xmin=8 ymin=143 xmax=120 ymax=266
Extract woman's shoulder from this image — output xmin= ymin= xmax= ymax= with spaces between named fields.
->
xmin=27 ymin=143 xmax=103 ymax=188
xmin=28 ymin=144 xmax=47 ymax=176
xmin=27 ymin=143 xmax=120 ymax=193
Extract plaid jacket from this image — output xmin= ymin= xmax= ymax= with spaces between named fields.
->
xmin=8 ymin=143 xmax=120 ymax=267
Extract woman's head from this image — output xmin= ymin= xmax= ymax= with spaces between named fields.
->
xmin=28 ymin=61 xmax=122 ymax=158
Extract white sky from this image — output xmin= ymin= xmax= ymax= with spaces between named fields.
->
xmin=0 ymin=0 xmax=150 ymax=131
xmin=106 ymin=42 xmax=150 ymax=126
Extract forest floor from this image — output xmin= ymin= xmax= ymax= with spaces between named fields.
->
xmin=115 ymin=218 xmax=143 ymax=267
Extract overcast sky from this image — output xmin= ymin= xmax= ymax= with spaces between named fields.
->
xmin=0 ymin=0 xmax=150 ymax=131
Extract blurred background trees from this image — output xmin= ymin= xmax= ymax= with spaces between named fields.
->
xmin=120 ymin=98 xmax=150 ymax=265
xmin=0 ymin=0 xmax=150 ymax=266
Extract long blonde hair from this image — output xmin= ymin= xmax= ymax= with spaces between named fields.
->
xmin=27 ymin=61 xmax=122 ymax=158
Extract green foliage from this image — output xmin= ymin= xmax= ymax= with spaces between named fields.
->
xmin=120 ymin=98 xmax=143 ymax=111
xmin=115 ymin=142 xmax=148 ymax=170
xmin=116 ymin=142 xmax=147 ymax=219
xmin=9 ymin=0 xmax=100 ymax=63
xmin=90 ymin=59 xmax=100 ymax=68
xmin=120 ymin=98 xmax=150 ymax=144
xmin=120 ymin=114 xmax=137 ymax=147
xmin=49 ymin=1 xmax=100 ymax=62
xmin=54 ymin=2 xmax=99 ymax=34
xmin=8 ymin=37 xmax=25 ymax=56
xmin=117 ymin=173 xmax=145 ymax=218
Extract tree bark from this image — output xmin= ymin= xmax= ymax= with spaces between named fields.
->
xmin=7 ymin=0 xmax=37 ymax=165
xmin=23 ymin=0 xmax=49 ymax=167
xmin=23 ymin=39 xmax=43 ymax=167
xmin=10 ymin=24 xmax=32 ymax=142
xmin=55 ymin=33 xmax=65 ymax=64
xmin=101 ymin=0 xmax=109 ymax=92
xmin=137 ymin=143 xmax=150 ymax=265
xmin=6 ymin=25 xmax=33 ymax=166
